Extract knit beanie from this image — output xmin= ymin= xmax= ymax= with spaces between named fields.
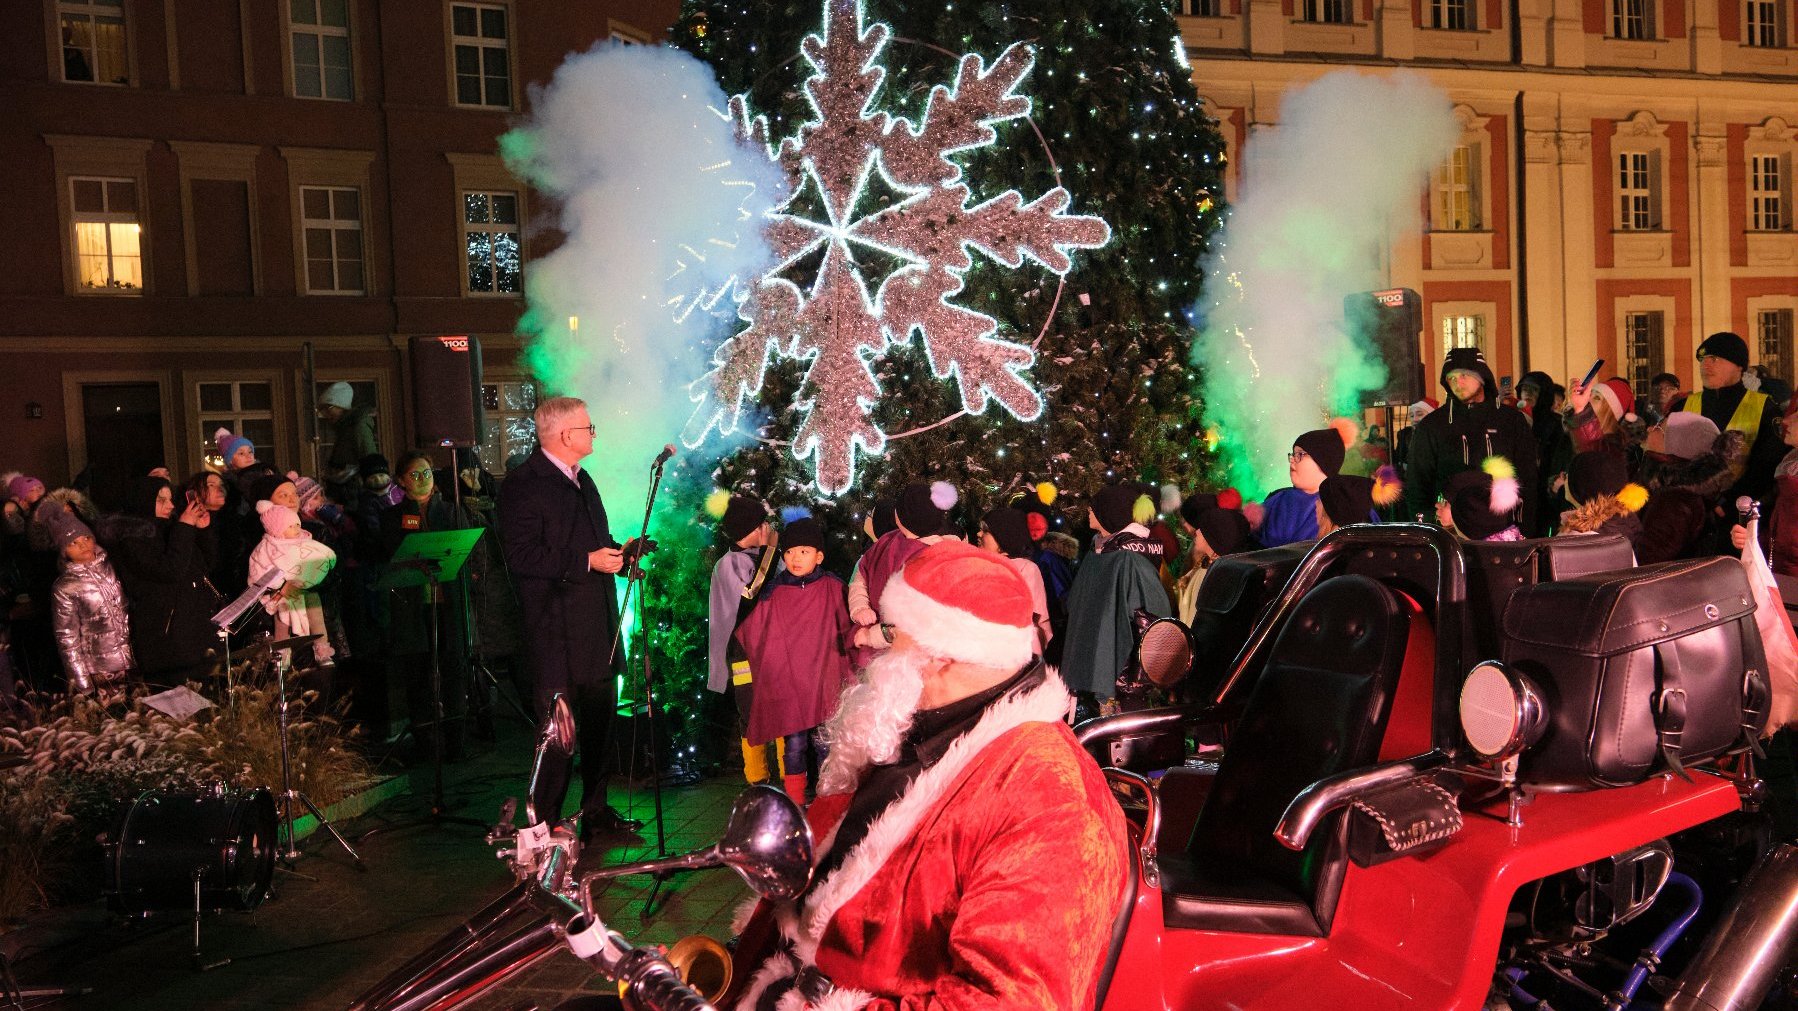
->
xmin=879 ymin=541 xmax=1035 ymax=670
xmin=294 ymin=476 xmax=326 ymax=519
xmin=7 ymin=475 xmax=44 ymax=502
xmin=1445 ymin=470 xmax=1511 ymax=540
xmin=896 ymin=481 xmax=957 ymax=537
xmin=1697 ymin=332 xmax=1750 ymax=370
xmin=1178 ymin=492 xmax=1217 ymax=529
xmin=720 ymin=494 xmax=767 ymax=544
xmin=1293 ymin=428 xmax=1347 ymax=478
xmin=781 ymin=516 xmax=825 ymax=552
xmin=981 ymin=507 xmax=1033 ymax=559
xmin=215 ymin=428 xmax=253 ymax=466
xmin=868 ymin=497 xmax=898 ymax=538
xmin=249 ymin=472 xmax=293 ymax=505
xmin=1317 ymin=474 xmax=1375 ymax=528
xmin=1661 ymin=413 xmax=1721 ymax=461
xmin=1193 ymin=506 xmax=1251 ymax=557
xmin=40 ymin=502 xmax=92 ymax=548
xmin=1592 ymin=377 xmax=1638 ymax=423
xmin=360 ymin=453 xmax=391 ymax=478
xmin=1567 ymin=451 xmax=1628 ymax=503
xmin=1092 ymin=484 xmax=1148 ymax=535
xmin=317 ymin=381 xmax=354 ymax=410
xmin=258 ymin=501 xmax=300 ymax=536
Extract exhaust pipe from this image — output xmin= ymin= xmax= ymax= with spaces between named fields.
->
xmin=1664 ymin=843 xmax=1798 ymax=1010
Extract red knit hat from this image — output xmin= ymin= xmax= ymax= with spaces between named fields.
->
xmin=879 ymin=541 xmax=1036 ymax=669
xmin=1593 ymin=377 xmax=1637 ymax=422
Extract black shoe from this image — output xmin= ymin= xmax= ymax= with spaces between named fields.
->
xmin=580 ymin=806 xmax=644 ymax=844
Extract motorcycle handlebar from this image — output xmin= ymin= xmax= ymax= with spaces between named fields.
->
xmin=566 ymin=916 xmax=717 ymax=1011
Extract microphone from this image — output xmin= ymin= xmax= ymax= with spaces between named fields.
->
xmin=653 ymin=443 xmax=676 ymax=467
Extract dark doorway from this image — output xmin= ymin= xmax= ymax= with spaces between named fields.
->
xmin=82 ymin=383 xmax=165 ymax=512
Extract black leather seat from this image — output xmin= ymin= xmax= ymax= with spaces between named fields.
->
xmin=1159 ymin=574 xmax=1409 ymax=936
xmin=1188 ymin=541 xmax=1311 ymax=701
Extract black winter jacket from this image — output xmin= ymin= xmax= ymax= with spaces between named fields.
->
xmin=1403 ymin=351 xmax=1539 ymax=532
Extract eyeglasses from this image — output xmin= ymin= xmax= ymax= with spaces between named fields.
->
xmin=1287 ymin=449 xmax=1310 ymax=463
xmin=559 ymin=424 xmax=597 ymax=438
xmin=404 ymin=469 xmax=434 ymax=480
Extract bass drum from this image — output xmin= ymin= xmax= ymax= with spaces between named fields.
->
xmin=106 ymin=783 xmax=277 ymax=914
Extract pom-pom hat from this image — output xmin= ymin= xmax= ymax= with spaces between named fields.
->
xmin=718 ymin=494 xmax=768 ymax=544
xmin=1292 ymin=428 xmax=1348 ymax=477
xmin=880 ymin=541 xmax=1036 ymax=670
xmin=1592 ymin=378 xmax=1637 ymax=423
xmin=897 ymin=481 xmax=958 ymax=536
xmin=782 ymin=516 xmax=825 ymax=551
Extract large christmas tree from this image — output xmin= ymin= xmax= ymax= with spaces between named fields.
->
xmin=637 ymin=0 xmax=1227 ymax=770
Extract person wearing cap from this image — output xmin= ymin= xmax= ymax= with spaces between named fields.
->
xmin=1556 ymin=450 xmax=1647 ymax=555
xmin=730 ymin=515 xmax=853 ymax=808
xmin=706 ymin=493 xmax=784 ymax=784
xmin=1636 ymin=414 xmax=1741 ymax=564
xmin=1404 ymin=347 xmax=1539 ymax=532
xmin=731 ymin=541 xmax=1127 ymax=1011
xmin=1648 ymin=372 xmax=1684 ymax=424
xmin=1173 ymin=502 xmax=1251 ymax=625
xmin=1440 ymin=465 xmax=1523 ymax=542
xmin=977 ymin=505 xmax=1052 ymax=654
xmin=1259 ymin=426 xmax=1351 ymax=547
xmin=1089 ymin=482 xmax=1165 ymax=560
xmin=1393 ymin=398 xmax=1437 ymax=475
xmin=317 ymin=380 xmax=378 ymax=503
xmin=1673 ymin=332 xmax=1782 ymax=503
xmin=1062 ymin=486 xmax=1172 ymax=712
xmin=42 ymin=501 xmax=135 ymax=695
xmin=846 ymin=482 xmax=955 ymax=667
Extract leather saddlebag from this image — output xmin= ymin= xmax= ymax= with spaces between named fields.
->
xmin=1500 ymin=557 xmax=1769 ymax=789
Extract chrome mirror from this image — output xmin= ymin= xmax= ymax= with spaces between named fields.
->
xmin=1458 ymin=661 xmax=1548 ymax=763
xmin=581 ymin=786 xmax=814 ymax=902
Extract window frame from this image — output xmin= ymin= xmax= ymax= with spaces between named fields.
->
xmin=298 ymin=184 xmax=367 ymax=295
xmin=1621 ymin=310 xmax=1667 ymax=399
xmin=1440 ymin=313 xmax=1488 ymax=360
xmin=461 ymin=189 xmax=523 ymax=298
xmin=53 ymin=0 xmax=130 ymax=86
xmin=69 ymin=175 xmax=145 ymax=295
xmin=1299 ymin=0 xmax=1354 ymax=23
xmin=1434 ymin=143 xmax=1482 ymax=231
xmin=447 ymin=1 xmax=514 ymax=110
xmin=1758 ymin=308 xmax=1796 ymax=385
xmin=46 ymin=135 xmax=153 ymax=297
xmin=1609 ymin=0 xmax=1656 ymax=39
xmin=478 ymin=376 xmax=539 ymax=475
xmin=1746 ymin=0 xmax=1787 ymax=47
xmin=1750 ymin=152 xmax=1791 ymax=232
xmin=280 ymin=147 xmax=379 ymax=297
xmin=284 ymin=0 xmax=356 ymax=102
xmin=1428 ymin=0 xmax=1476 ymax=31
xmin=184 ymin=370 xmax=293 ymax=472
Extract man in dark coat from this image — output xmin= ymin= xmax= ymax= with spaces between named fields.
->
xmin=1404 ymin=347 xmax=1539 ymax=533
xmin=497 ymin=396 xmax=641 ymax=841
xmin=1671 ymin=331 xmax=1783 ymax=506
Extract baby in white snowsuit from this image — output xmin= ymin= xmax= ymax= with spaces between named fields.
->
xmin=248 ymin=503 xmax=337 ymax=665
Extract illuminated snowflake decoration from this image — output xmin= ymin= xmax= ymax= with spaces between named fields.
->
xmin=681 ymin=0 xmax=1111 ymax=495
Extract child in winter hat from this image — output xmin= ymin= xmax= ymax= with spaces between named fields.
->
xmin=248 ymin=501 xmax=337 ymax=665
xmin=1441 ymin=458 xmax=1523 ymax=542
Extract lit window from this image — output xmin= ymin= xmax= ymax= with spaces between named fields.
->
xmin=479 ymin=380 xmax=538 ymax=473
xmin=198 ymin=381 xmax=276 ymax=466
xmin=1751 ymin=154 xmax=1790 ymax=231
xmin=291 ymin=0 xmax=352 ymax=100
xmin=301 ymin=186 xmax=365 ymax=294
xmin=1623 ymin=311 xmax=1665 ymax=397
xmin=1617 ymin=152 xmax=1659 ymax=231
xmin=1434 ymin=145 xmax=1481 ymax=231
xmin=1441 ymin=315 xmax=1486 ymax=358
xmin=451 ymin=3 xmax=511 ymax=107
xmin=1760 ymin=309 xmax=1795 ymax=384
xmin=1430 ymin=0 xmax=1474 ymax=30
xmin=1611 ymin=0 xmax=1654 ymax=38
xmin=1747 ymin=0 xmax=1786 ymax=46
xmin=1301 ymin=0 xmax=1352 ymax=23
xmin=71 ymin=176 xmax=142 ymax=293
xmin=463 ymin=191 xmax=521 ymax=295
xmin=59 ymin=0 xmax=127 ymax=84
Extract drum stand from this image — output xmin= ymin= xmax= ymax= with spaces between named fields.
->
xmin=0 ymin=943 xmax=90 ymax=1008
xmin=271 ymin=650 xmax=364 ymax=868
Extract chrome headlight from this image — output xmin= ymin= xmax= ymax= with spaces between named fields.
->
xmin=1458 ymin=661 xmax=1547 ymax=761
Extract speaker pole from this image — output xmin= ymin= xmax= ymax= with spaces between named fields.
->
xmin=303 ymin=342 xmax=321 ymax=480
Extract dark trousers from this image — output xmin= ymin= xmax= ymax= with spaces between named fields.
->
xmin=400 ymin=652 xmax=469 ymax=763
xmin=528 ymin=635 xmax=618 ymax=818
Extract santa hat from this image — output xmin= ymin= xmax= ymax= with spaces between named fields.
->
xmin=880 ymin=541 xmax=1036 ymax=670
xmin=1408 ymin=399 xmax=1438 ymax=423
xmin=1592 ymin=378 xmax=1638 ymax=424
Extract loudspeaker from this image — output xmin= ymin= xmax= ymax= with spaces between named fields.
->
xmin=411 ymin=335 xmax=483 ymax=448
xmin=1343 ymin=288 xmax=1424 ymax=405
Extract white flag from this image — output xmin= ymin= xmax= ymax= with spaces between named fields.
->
xmin=1742 ymin=515 xmax=1798 ymax=734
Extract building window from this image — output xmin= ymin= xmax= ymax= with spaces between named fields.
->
xmin=1301 ymin=0 xmax=1352 ymax=23
xmin=1434 ymin=145 xmax=1481 ymax=231
xmin=1181 ymin=0 xmax=1224 ymax=14
xmin=199 ymin=381 xmax=276 ymax=466
xmin=1617 ymin=151 xmax=1659 ymax=231
xmin=71 ymin=176 xmax=142 ymax=293
xmin=1429 ymin=0 xmax=1475 ymax=30
xmin=312 ymin=379 xmax=380 ymax=468
xmin=301 ymin=186 xmax=365 ymax=294
xmin=1623 ymin=311 xmax=1665 ymax=397
xmin=479 ymin=380 xmax=537 ymax=474
xmin=1747 ymin=0 xmax=1786 ymax=46
xmin=1760 ymin=309 xmax=1796 ymax=384
xmin=1441 ymin=314 xmax=1486 ymax=358
xmin=59 ymin=0 xmax=127 ymax=84
xmin=1610 ymin=0 xmax=1655 ymax=38
xmin=291 ymin=0 xmax=352 ymax=100
xmin=463 ymin=191 xmax=521 ymax=295
xmin=451 ymin=3 xmax=511 ymax=107
xmin=1751 ymin=154 xmax=1790 ymax=231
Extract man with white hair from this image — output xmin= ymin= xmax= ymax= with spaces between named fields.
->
xmin=498 ymin=395 xmax=642 ymax=841
xmin=731 ymin=540 xmax=1128 ymax=1011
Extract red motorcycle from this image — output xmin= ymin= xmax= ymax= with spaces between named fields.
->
xmin=1078 ymin=523 xmax=1798 ymax=1010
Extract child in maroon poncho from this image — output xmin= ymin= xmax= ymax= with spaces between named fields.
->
xmin=733 ymin=516 xmax=854 ymax=807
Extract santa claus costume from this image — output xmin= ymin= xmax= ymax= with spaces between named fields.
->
xmin=731 ymin=541 xmax=1129 ymax=1011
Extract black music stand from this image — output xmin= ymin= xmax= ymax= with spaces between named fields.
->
xmin=371 ymin=528 xmax=487 ymax=833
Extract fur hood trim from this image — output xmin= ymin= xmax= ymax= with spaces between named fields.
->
xmin=1560 ymin=494 xmax=1634 ymax=534
xmin=1042 ymin=530 xmax=1080 ymax=561
xmin=775 ymin=673 xmax=1074 ymax=966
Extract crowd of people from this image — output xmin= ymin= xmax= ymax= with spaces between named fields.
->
xmin=0 ymin=382 xmax=522 ymax=768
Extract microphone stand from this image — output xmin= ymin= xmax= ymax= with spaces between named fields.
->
xmin=606 ymin=449 xmax=671 ymax=912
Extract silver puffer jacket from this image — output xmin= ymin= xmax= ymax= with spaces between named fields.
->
xmin=52 ymin=548 xmax=135 ymax=692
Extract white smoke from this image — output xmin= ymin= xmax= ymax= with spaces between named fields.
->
xmin=504 ymin=42 xmax=787 ymax=507
xmin=1193 ymin=71 xmax=1458 ymax=495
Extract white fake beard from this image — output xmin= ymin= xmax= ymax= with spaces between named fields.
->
xmin=816 ymin=647 xmax=929 ymax=796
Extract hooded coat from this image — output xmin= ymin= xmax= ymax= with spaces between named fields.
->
xmin=1404 ymin=349 xmax=1539 ymax=531
xmin=52 ymin=548 xmax=134 ymax=692
xmin=96 ymin=477 xmax=223 ymax=680
xmin=1059 ymin=549 xmax=1170 ymax=699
